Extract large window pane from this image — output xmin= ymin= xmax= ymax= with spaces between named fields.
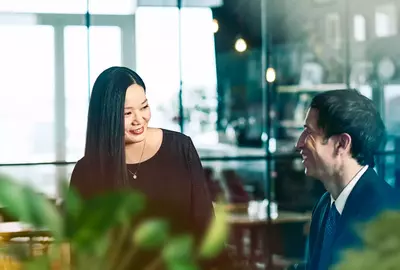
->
xmin=135 ymin=7 xmax=218 ymax=141
xmin=180 ymin=8 xmax=218 ymax=146
xmin=0 ymin=165 xmax=58 ymax=198
xmin=135 ymin=7 xmax=181 ymax=132
xmin=0 ymin=25 xmax=55 ymax=163
xmin=0 ymin=0 xmax=136 ymax=14
xmin=65 ymin=26 xmax=122 ymax=161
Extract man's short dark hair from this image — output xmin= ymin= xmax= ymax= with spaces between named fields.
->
xmin=310 ymin=89 xmax=386 ymax=167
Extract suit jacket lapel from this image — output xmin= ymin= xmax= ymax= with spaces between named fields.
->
xmin=309 ymin=196 xmax=330 ymax=269
xmin=335 ymin=168 xmax=375 ymax=238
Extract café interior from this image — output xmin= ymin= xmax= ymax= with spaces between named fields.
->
xmin=1 ymin=0 xmax=400 ymax=269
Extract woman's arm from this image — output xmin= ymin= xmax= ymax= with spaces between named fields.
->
xmin=186 ymin=137 xmax=214 ymax=240
xmin=186 ymin=137 xmax=243 ymax=270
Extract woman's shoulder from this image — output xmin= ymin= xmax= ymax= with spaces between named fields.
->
xmin=157 ymin=128 xmax=193 ymax=146
xmin=155 ymin=128 xmax=198 ymax=158
xmin=70 ymin=157 xmax=91 ymax=187
xmin=73 ymin=157 xmax=89 ymax=172
xmin=161 ymin=128 xmax=190 ymax=140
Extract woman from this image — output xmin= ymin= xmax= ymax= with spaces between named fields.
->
xmin=70 ymin=66 xmax=217 ymax=269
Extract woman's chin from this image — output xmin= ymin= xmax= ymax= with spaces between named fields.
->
xmin=125 ymin=133 xmax=146 ymax=144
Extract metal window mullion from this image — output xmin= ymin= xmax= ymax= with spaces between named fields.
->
xmin=121 ymin=15 xmax=136 ymax=70
xmin=54 ymin=22 xmax=67 ymax=197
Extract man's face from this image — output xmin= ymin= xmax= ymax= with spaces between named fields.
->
xmin=296 ymin=108 xmax=338 ymax=180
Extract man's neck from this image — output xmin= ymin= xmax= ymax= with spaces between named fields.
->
xmin=324 ymin=160 xmax=365 ymax=200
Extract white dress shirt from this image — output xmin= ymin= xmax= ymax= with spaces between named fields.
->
xmin=330 ymin=165 xmax=369 ymax=214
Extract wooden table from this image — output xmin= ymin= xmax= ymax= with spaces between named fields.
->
xmin=217 ymin=202 xmax=312 ymax=224
xmin=220 ymin=203 xmax=311 ymax=269
xmin=228 ymin=211 xmax=311 ymax=225
xmin=0 ymin=222 xmax=51 ymax=239
xmin=0 ymin=222 xmax=53 ymax=259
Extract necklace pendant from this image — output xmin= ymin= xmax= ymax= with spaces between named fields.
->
xmin=133 ymin=174 xmax=137 ymax=179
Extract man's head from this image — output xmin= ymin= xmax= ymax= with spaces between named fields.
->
xmin=296 ymin=89 xmax=386 ymax=181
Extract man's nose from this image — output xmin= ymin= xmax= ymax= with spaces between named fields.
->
xmin=295 ymin=132 xmax=306 ymax=150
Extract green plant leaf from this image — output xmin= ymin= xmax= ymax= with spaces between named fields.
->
xmin=0 ymin=174 xmax=32 ymax=221
xmin=362 ymin=211 xmax=400 ymax=249
xmin=0 ymin=174 xmax=63 ymax=240
xmin=64 ymin=185 xmax=83 ymax=239
xmin=133 ymin=218 xmax=169 ymax=250
xmin=70 ymin=190 xmax=145 ymax=252
xmin=63 ymin=181 xmax=82 ymax=220
xmin=334 ymin=210 xmax=400 ymax=270
xmin=198 ymin=204 xmax=229 ymax=259
xmin=22 ymin=255 xmax=51 ymax=270
xmin=166 ymin=260 xmax=199 ymax=270
xmin=162 ymin=235 xmax=194 ymax=263
xmin=25 ymin=187 xmax=64 ymax=240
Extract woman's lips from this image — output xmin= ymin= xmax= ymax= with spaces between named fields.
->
xmin=130 ymin=127 xmax=144 ymax=135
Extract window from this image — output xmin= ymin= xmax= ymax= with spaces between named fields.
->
xmin=0 ymin=25 xmax=55 ymax=163
xmin=135 ymin=7 xmax=181 ymax=132
xmin=135 ymin=7 xmax=218 ymax=144
xmin=325 ymin=13 xmax=341 ymax=48
xmin=180 ymin=8 xmax=218 ymax=144
xmin=137 ymin=0 xmax=222 ymax=7
xmin=0 ymin=25 xmax=56 ymax=198
xmin=354 ymin=14 xmax=366 ymax=41
xmin=0 ymin=0 xmax=136 ymax=14
xmin=64 ymin=26 xmax=122 ymax=161
xmin=375 ymin=3 xmax=397 ymax=37
xmin=0 ymin=13 xmax=133 ymax=198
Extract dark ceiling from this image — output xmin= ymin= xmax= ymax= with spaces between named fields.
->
xmin=211 ymin=0 xmax=296 ymax=53
xmin=211 ymin=0 xmax=262 ymax=53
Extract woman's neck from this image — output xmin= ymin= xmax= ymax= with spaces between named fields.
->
xmin=125 ymin=139 xmax=146 ymax=164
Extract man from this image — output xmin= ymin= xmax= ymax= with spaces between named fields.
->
xmin=289 ymin=89 xmax=400 ymax=270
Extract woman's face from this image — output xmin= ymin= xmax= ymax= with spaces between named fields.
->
xmin=124 ymin=84 xmax=151 ymax=144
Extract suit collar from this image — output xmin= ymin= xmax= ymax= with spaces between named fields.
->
xmin=335 ymin=167 xmax=378 ymax=236
xmin=330 ymin=165 xmax=369 ymax=214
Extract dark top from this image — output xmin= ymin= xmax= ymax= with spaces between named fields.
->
xmin=69 ymin=129 xmax=215 ymax=269
xmin=291 ymin=168 xmax=400 ymax=270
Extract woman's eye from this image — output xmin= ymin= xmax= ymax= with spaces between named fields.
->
xmin=125 ymin=112 xmax=132 ymax=116
xmin=141 ymin=105 xmax=149 ymax=110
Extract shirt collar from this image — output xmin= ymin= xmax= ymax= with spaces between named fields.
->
xmin=330 ymin=165 xmax=369 ymax=215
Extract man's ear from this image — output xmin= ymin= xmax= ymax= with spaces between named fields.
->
xmin=335 ymin=133 xmax=352 ymax=155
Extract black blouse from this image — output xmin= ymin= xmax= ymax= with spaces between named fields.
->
xmin=69 ymin=129 xmax=215 ymax=269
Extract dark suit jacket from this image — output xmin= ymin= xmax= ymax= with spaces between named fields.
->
xmin=290 ymin=168 xmax=400 ymax=270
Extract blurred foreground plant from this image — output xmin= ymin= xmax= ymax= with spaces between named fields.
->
xmin=0 ymin=173 xmax=229 ymax=270
xmin=333 ymin=210 xmax=400 ymax=270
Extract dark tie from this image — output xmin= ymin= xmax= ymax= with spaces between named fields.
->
xmin=318 ymin=202 xmax=340 ymax=270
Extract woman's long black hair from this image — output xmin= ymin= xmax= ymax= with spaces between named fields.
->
xmin=84 ymin=66 xmax=146 ymax=187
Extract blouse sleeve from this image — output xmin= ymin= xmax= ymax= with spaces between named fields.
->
xmin=186 ymin=140 xmax=240 ymax=269
xmin=186 ymin=137 xmax=214 ymax=242
xmin=69 ymin=158 xmax=90 ymax=199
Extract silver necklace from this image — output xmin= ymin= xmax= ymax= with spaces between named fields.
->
xmin=127 ymin=138 xmax=146 ymax=180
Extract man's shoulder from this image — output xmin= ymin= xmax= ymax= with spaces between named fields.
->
xmin=352 ymin=169 xmax=400 ymax=219
xmin=367 ymin=180 xmax=400 ymax=211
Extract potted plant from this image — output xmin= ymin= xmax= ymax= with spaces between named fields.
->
xmin=333 ymin=210 xmax=400 ymax=270
xmin=0 ymin=173 xmax=229 ymax=270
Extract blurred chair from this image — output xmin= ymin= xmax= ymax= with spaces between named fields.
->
xmin=204 ymin=167 xmax=224 ymax=202
xmin=222 ymin=170 xmax=250 ymax=204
